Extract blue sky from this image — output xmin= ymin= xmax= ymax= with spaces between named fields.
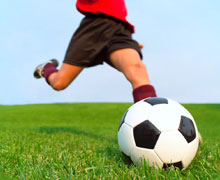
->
xmin=0 ymin=0 xmax=219 ymax=104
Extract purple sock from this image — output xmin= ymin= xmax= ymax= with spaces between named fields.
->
xmin=133 ymin=84 xmax=157 ymax=103
xmin=43 ymin=64 xmax=58 ymax=84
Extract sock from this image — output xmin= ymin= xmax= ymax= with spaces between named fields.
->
xmin=133 ymin=84 xmax=157 ymax=103
xmin=43 ymin=63 xmax=58 ymax=84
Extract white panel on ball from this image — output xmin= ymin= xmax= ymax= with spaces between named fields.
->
xmin=130 ymin=147 xmax=163 ymax=168
xmin=118 ymin=123 xmax=136 ymax=156
xmin=168 ymin=98 xmax=194 ymax=122
xmin=148 ymin=104 xmax=181 ymax=132
xmin=182 ymin=138 xmax=199 ymax=169
xmin=154 ymin=131 xmax=188 ymax=163
xmin=124 ymin=101 xmax=152 ymax=128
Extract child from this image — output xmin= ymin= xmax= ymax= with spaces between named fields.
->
xmin=34 ymin=0 xmax=157 ymax=103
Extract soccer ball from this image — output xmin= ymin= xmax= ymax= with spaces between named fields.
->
xmin=118 ymin=97 xmax=199 ymax=170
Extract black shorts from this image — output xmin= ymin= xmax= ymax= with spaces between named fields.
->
xmin=63 ymin=14 xmax=142 ymax=68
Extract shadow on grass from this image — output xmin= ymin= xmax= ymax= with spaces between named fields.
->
xmin=99 ymin=146 xmax=133 ymax=166
xmin=37 ymin=126 xmax=117 ymax=144
xmin=37 ymin=127 xmax=131 ymax=165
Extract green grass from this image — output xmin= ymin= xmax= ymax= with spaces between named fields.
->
xmin=0 ymin=103 xmax=219 ymax=179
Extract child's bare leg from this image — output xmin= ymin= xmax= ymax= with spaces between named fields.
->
xmin=34 ymin=60 xmax=83 ymax=91
xmin=110 ymin=48 xmax=156 ymax=102
xmin=48 ymin=63 xmax=83 ymax=91
xmin=110 ymin=48 xmax=150 ymax=89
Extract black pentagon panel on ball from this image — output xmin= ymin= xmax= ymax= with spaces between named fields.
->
xmin=163 ymin=161 xmax=183 ymax=170
xmin=178 ymin=116 xmax=196 ymax=143
xmin=144 ymin=97 xmax=168 ymax=106
xmin=118 ymin=110 xmax=128 ymax=130
xmin=133 ymin=120 xmax=161 ymax=149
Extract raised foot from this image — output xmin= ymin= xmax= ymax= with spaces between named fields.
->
xmin=33 ymin=59 xmax=59 ymax=78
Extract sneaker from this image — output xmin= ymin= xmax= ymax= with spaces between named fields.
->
xmin=34 ymin=59 xmax=59 ymax=79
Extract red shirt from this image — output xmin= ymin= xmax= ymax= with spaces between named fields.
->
xmin=76 ymin=0 xmax=134 ymax=33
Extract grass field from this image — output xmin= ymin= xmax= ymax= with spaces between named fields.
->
xmin=0 ymin=103 xmax=219 ymax=179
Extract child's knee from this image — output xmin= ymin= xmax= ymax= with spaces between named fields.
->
xmin=129 ymin=61 xmax=147 ymax=76
xmin=51 ymin=80 xmax=68 ymax=91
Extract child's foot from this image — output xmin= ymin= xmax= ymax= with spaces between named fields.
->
xmin=34 ymin=59 xmax=59 ymax=78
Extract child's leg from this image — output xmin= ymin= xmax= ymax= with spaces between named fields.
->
xmin=110 ymin=48 xmax=150 ymax=89
xmin=47 ymin=63 xmax=83 ymax=91
xmin=34 ymin=60 xmax=83 ymax=91
xmin=109 ymin=48 xmax=156 ymax=102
